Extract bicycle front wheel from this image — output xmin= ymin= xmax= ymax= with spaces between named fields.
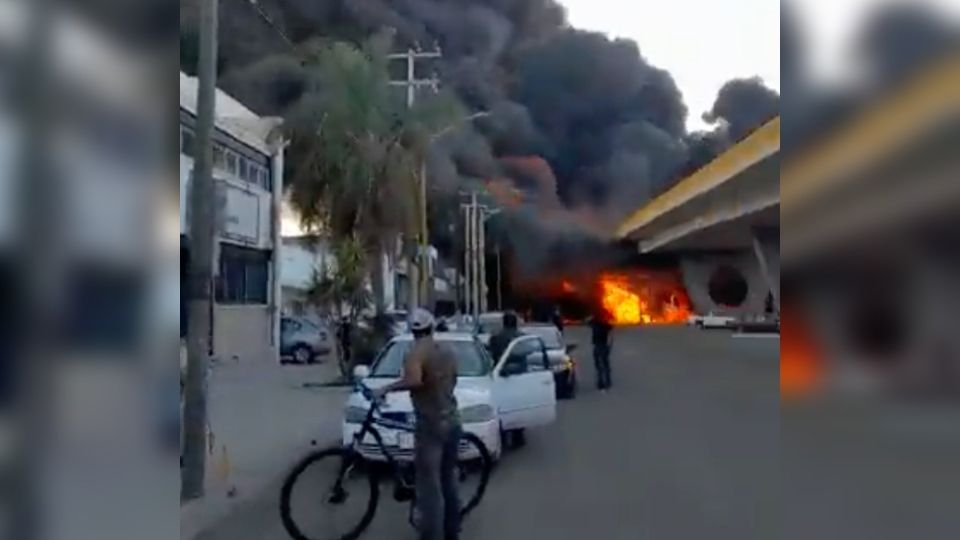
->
xmin=457 ymin=432 xmax=492 ymax=519
xmin=280 ymin=448 xmax=379 ymax=540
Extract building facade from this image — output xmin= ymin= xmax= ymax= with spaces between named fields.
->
xmin=180 ymin=72 xmax=284 ymax=364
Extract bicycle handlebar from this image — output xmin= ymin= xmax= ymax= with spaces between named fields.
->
xmin=355 ymin=380 xmax=386 ymax=411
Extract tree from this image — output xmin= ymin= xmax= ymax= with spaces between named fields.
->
xmin=282 ymin=38 xmax=463 ymax=313
xmin=307 ymin=236 xmax=372 ymax=377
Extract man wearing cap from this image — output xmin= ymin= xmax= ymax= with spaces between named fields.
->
xmin=373 ymin=309 xmax=462 ymax=540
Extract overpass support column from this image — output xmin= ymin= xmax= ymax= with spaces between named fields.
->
xmin=752 ymin=227 xmax=780 ymax=313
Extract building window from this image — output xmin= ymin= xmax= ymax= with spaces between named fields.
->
xmin=225 ymin=151 xmax=239 ymax=176
xmin=243 ymin=162 xmax=254 ymax=184
xmin=180 ymin=127 xmax=195 ymax=157
xmin=212 ymin=146 xmax=225 ymax=169
xmin=217 ymin=244 xmax=270 ymax=305
xmin=238 ymin=159 xmax=249 ymax=182
xmin=259 ymin=167 xmax=272 ymax=191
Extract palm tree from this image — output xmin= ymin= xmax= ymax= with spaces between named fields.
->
xmin=283 ymin=38 xmax=464 ymax=314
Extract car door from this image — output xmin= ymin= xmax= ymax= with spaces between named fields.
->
xmin=493 ymin=336 xmax=557 ymax=430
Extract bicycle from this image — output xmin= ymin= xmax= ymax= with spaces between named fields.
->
xmin=280 ymin=382 xmax=493 ymax=540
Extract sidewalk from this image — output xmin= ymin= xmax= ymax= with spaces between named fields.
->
xmin=180 ymin=357 xmax=349 ymax=540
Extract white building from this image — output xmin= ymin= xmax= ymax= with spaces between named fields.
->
xmin=279 ymin=236 xmax=333 ymax=318
xmin=179 ymin=71 xmax=284 ymax=364
xmin=280 ymin=236 xmax=403 ymax=318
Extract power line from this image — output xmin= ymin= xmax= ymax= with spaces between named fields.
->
xmin=234 ymin=0 xmax=295 ymax=50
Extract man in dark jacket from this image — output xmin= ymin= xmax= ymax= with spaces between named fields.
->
xmin=591 ymin=310 xmax=615 ymax=391
xmin=488 ymin=312 xmax=521 ymax=362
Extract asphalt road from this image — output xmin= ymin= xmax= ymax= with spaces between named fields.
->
xmin=197 ymin=326 xmax=779 ymax=540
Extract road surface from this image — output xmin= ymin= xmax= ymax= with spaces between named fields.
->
xmin=195 ymin=326 xmax=779 ymax=540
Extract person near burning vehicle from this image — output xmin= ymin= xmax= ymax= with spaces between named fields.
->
xmin=591 ymin=309 xmax=615 ymax=391
xmin=551 ymin=305 xmax=565 ymax=335
xmin=372 ymin=309 xmax=462 ymax=540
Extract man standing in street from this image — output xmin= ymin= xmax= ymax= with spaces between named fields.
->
xmin=591 ymin=309 xmax=615 ymax=392
xmin=488 ymin=311 xmax=522 ymax=362
xmin=374 ymin=309 xmax=462 ymax=540
xmin=551 ymin=305 xmax=565 ymax=335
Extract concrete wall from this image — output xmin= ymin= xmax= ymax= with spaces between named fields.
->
xmin=680 ymin=252 xmax=771 ymax=317
xmin=214 ymin=305 xmax=274 ymax=363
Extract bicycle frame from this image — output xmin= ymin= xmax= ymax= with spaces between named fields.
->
xmin=347 ymin=384 xmax=417 ymax=491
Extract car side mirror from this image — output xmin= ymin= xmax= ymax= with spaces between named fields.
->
xmin=353 ymin=365 xmax=371 ymax=380
xmin=566 ymin=344 xmax=578 ymax=354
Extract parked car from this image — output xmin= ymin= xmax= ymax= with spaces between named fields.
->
xmin=474 ymin=312 xmax=526 ymax=346
xmin=280 ymin=317 xmax=333 ymax=364
xmin=522 ymin=324 xmax=579 ymax=400
xmin=688 ymin=312 xmax=738 ymax=329
xmin=344 ymin=332 xmax=557 ymax=461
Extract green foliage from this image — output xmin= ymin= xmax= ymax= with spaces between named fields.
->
xmin=282 ymin=38 xmax=466 ymax=311
xmin=307 ymin=236 xmax=371 ymax=320
xmin=284 ymin=39 xmax=463 ymax=241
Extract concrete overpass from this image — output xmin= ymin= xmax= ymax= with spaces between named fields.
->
xmin=781 ymin=55 xmax=960 ymax=266
xmin=617 ymin=118 xmax=781 ymax=318
xmin=617 ymin=52 xmax=959 ymax=369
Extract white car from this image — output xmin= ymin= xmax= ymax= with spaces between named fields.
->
xmin=688 ymin=312 xmax=738 ymax=329
xmin=343 ymin=333 xmax=557 ymax=462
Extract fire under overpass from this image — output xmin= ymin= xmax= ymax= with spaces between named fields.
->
xmin=616 ymin=118 xmax=781 ymax=318
xmin=617 ymin=53 xmax=959 ymax=330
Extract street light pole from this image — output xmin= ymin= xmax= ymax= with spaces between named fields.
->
xmin=182 ymin=0 xmax=219 ymax=502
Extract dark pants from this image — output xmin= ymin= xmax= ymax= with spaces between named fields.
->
xmin=416 ymin=423 xmax=462 ymax=540
xmin=594 ymin=343 xmax=612 ymax=390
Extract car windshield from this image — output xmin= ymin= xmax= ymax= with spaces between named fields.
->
xmin=477 ymin=318 xmax=502 ymax=335
xmin=370 ymin=340 xmax=491 ymax=378
xmin=523 ymin=327 xmax=563 ymax=349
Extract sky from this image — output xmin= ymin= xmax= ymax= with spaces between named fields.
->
xmin=791 ymin=0 xmax=960 ymax=84
xmin=562 ymin=0 xmax=781 ymax=132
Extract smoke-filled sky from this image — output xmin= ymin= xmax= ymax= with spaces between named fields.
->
xmin=792 ymin=0 xmax=960 ymax=84
xmin=563 ymin=0 xmax=780 ymax=131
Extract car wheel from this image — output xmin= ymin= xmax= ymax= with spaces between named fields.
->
xmin=292 ymin=345 xmax=313 ymax=365
xmin=505 ymin=429 xmax=527 ymax=450
xmin=567 ymin=372 xmax=578 ymax=400
xmin=489 ymin=431 xmax=503 ymax=463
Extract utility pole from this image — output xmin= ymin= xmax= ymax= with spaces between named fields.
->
xmin=478 ymin=201 xmax=487 ymax=314
xmin=462 ymin=192 xmax=494 ymax=320
xmin=496 ymin=244 xmax=503 ymax=312
xmin=388 ymin=47 xmax=441 ymax=311
xmin=471 ymin=193 xmax=481 ymax=320
xmin=182 ymin=0 xmax=219 ymax=502
xmin=463 ymin=201 xmax=473 ymax=317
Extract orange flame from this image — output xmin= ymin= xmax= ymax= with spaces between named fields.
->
xmin=780 ymin=306 xmax=824 ymax=398
xmin=598 ymin=272 xmax=693 ymax=326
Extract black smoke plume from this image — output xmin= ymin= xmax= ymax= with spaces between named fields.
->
xmin=180 ymin=0 xmax=779 ymax=279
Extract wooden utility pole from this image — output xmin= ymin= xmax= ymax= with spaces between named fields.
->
xmin=182 ymin=0 xmax=219 ymax=502
xmin=463 ymin=201 xmax=473 ymax=317
xmin=462 ymin=192 xmax=489 ymax=320
xmin=496 ymin=244 xmax=503 ymax=312
xmin=388 ymin=48 xmax=441 ymax=311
